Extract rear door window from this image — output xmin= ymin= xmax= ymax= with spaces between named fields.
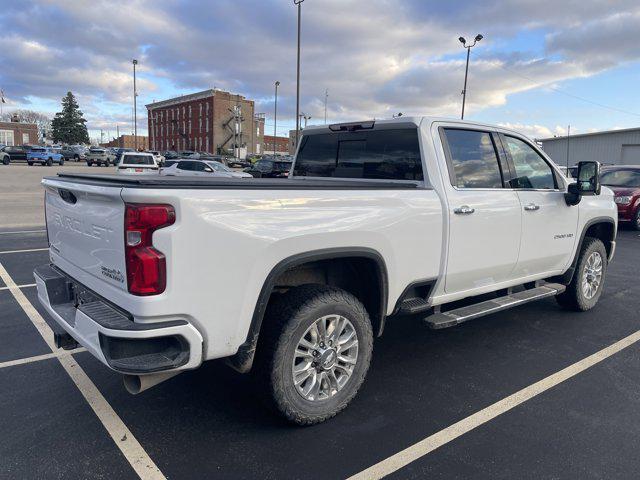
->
xmin=442 ymin=129 xmax=504 ymax=188
xmin=294 ymin=128 xmax=423 ymax=180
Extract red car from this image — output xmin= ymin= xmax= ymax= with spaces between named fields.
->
xmin=601 ymin=166 xmax=640 ymax=230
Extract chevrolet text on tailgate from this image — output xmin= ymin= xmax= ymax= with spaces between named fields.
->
xmin=35 ymin=117 xmax=617 ymax=425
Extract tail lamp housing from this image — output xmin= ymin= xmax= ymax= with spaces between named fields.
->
xmin=124 ymin=204 xmax=175 ymax=296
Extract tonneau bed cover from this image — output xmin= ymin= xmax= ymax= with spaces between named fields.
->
xmin=46 ymin=173 xmax=419 ymax=190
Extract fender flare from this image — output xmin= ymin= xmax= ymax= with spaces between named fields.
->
xmin=554 ymin=216 xmax=616 ymax=285
xmin=227 ymin=247 xmax=388 ymax=373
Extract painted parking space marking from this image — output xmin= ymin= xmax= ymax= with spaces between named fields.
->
xmin=0 ymin=283 xmax=35 ymax=291
xmin=348 ymin=329 xmax=640 ymax=480
xmin=0 ymin=348 xmax=86 ymax=369
xmin=0 ymin=261 xmax=166 ymax=480
xmin=0 ymin=248 xmax=49 ymax=255
xmin=0 ymin=229 xmax=46 ymax=235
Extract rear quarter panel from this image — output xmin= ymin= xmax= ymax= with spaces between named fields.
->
xmin=120 ymin=187 xmax=443 ymax=360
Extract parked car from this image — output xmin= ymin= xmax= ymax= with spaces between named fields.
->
xmin=0 ymin=148 xmax=10 ymax=165
xmin=601 ymin=166 xmax=640 ymax=230
xmin=227 ymin=157 xmax=251 ymax=168
xmin=35 ymin=117 xmax=617 ymax=425
xmin=113 ymin=148 xmax=135 ymax=164
xmin=60 ymin=145 xmax=88 ymax=162
xmin=1 ymin=145 xmax=35 ymax=163
xmin=86 ymin=148 xmax=116 ymax=167
xmin=116 ymin=152 xmax=159 ymax=174
xmin=148 ymin=151 xmax=166 ymax=166
xmin=244 ymin=157 xmax=293 ymax=178
xmin=27 ymin=146 xmax=65 ymax=166
xmin=162 ymin=150 xmax=179 ymax=160
xmin=160 ymin=159 xmax=252 ymax=178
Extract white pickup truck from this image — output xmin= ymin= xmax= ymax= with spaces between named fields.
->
xmin=35 ymin=117 xmax=617 ymax=425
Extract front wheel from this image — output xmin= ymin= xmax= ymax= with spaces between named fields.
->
xmin=59 ymin=158 xmax=64 ymax=166
xmin=556 ymin=237 xmax=607 ymax=311
xmin=104 ymin=159 xmax=110 ymax=167
xmin=74 ymin=155 xmax=80 ymax=162
xmin=2 ymin=157 xmax=9 ymax=165
xmin=255 ymin=284 xmax=373 ymax=425
xmin=632 ymin=209 xmax=640 ymax=231
xmin=27 ymin=162 xmax=33 ymax=166
xmin=86 ymin=161 xmax=93 ymax=167
xmin=46 ymin=158 xmax=53 ymax=166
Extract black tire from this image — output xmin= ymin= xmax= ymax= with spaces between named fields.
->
xmin=74 ymin=155 xmax=80 ymax=162
xmin=59 ymin=158 xmax=64 ymax=166
xmin=41 ymin=161 xmax=46 ymax=166
xmin=104 ymin=159 xmax=110 ymax=167
xmin=87 ymin=161 xmax=93 ymax=167
xmin=556 ymin=237 xmax=608 ymax=311
xmin=632 ymin=209 xmax=640 ymax=231
xmin=46 ymin=158 xmax=53 ymax=166
xmin=27 ymin=162 xmax=33 ymax=166
xmin=254 ymin=284 xmax=373 ymax=425
xmin=2 ymin=156 xmax=8 ymax=165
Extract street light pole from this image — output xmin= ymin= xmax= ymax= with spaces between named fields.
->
xmin=132 ymin=59 xmax=138 ymax=149
xmin=459 ymin=34 xmax=483 ymax=120
xmin=294 ymin=0 xmax=304 ymax=148
xmin=274 ymin=80 xmax=280 ymax=155
xmin=324 ymin=88 xmax=328 ymax=124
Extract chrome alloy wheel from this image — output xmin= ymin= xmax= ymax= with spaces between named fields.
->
xmin=582 ymin=251 xmax=603 ymax=300
xmin=292 ymin=315 xmax=359 ymax=402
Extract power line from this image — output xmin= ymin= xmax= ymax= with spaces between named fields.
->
xmin=470 ymin=50 xmax=640 ymax=118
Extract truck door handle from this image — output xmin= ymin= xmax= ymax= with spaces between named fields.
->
xmin=524 ymin=203 xmax=540 ymax=211
xmin=453 ymin=205 xmax=475 ymax=215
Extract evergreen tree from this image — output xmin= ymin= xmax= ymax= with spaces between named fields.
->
xmin=51 ymin=92 xmax=90 ymax=144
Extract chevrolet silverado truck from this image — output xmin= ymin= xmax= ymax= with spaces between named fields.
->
xmin=34 ymin=117 xmax=617 ymax=425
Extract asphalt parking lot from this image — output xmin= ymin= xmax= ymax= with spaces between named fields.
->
xmin=1 ymin=164 xmax=640 ymax=479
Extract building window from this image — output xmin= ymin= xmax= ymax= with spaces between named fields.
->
xmin=0 ymin=130 xmax=15 ymax=146
xmin=206 ymin=137 xmax=209 ymax=152
xmin=199 ymin=103 xmax=203 ymax=116
xmin=189 ymin=105 xmax=192 ymax=117
xmin=206 ymin=117 xmax=209 ymax=133
xmin=22 ymin=133 xmax=30 ymax=144
xmin=189 ymin=120 xmax=192 ymax=134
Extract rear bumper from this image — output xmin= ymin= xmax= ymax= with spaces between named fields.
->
xmin=34 ymin=264 xmax=203 ymax=374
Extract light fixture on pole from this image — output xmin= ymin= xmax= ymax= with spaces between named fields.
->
xmin=274 ymin=81 xmax=280 ymax=155
xmin=294 ymin=0 xmax=304 ymax=148
xmin=132 ymin=59 xmax=138 ymax=149
xmin=459 ymin=34 xmax=483 ymax=120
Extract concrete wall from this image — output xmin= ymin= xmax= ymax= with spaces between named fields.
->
xmin=541 ymin=129 xmax=640 ymax=166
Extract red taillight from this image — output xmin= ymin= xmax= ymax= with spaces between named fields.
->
xmin=124 ymin=204 xmax=175 ymax=296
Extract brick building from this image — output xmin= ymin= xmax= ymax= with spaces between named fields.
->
xmin=263 ymin=135 xmax=289 ymax=155
xmin=103 ymin=134 xmax=148 ymax=150
xmin=146 ymin=89 xmax=264 ymax=158
xmin=288 ymin=129 xmax=302 ymax=155
xmin=0 ymin=118 xmax=39 ymax=146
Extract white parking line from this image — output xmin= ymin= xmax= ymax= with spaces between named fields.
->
xmin=0 ymin=283 xmax=36 ymax=291
xmin=0 ymin=248 xmax=49 ymax=255
xmin=0 ymin=348 xmax=86 ymax=369
xmin=347 ymin=329 xmax=640 ymax=480
xmin=0 ymin=229 xmax=46 ymax=235
xmin=0 ymin=262 xmax=166 ymax=480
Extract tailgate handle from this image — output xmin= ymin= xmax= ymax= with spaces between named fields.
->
xmin=58 ymin=189 xmax=77 ymax=204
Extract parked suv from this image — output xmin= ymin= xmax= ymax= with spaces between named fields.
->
xmin=601 ymin=166 xmax=640 ymax=230
xmin=244 ymin=157 xmax=293 ymax=178
xmin=1 ymin=145 xmax=35 ymax=163
xmin=61 ymin=145 xmax=88 ymax=162
xmin=86 ymin=148 xmax=115 ymax=167
xmin=27 ymin=146 xmax=65 ymax=166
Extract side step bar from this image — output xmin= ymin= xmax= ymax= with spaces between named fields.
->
xmin=425 ymin=282 xmax=566 ymax=330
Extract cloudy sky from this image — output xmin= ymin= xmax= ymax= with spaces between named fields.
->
xmin=1 ymin=0 xmax=640 ymax=142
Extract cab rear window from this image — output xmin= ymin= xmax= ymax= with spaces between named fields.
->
xmin=294 ymin=128 xmax=423 ymax=181
xmin=122 ymin=155 xmax=154 ymax=165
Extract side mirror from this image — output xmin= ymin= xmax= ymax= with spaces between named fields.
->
xmin=576 ymin=161 xmax=601 ymax=196
xmin=564 ymin=161 xmax=601 ymax=206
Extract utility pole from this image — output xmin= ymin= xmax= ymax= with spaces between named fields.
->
xmin=458 ymin=34 xmax=483 ymax=120
xmin=566 ymin=125 xmax=571 ymax=169
xmin=274 ymin=81 xmax=280 ymax=155
xmin=116 ymin=124 xmax=120 ymax=144
xmin=324 ymin=88 xmax=328 ymax=124
xmin=132 ymin=59 xmax=138 ymax=149
xmin=294 ymin=0 xmax=304 ymax=147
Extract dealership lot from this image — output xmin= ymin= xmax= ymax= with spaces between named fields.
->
xmin=1 ymin=165 xmax=640 ymax=479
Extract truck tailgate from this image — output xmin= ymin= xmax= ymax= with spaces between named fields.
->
xmin=43 ymin=178 xmax=127 ymax=291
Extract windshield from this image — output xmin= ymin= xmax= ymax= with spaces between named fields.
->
xmin=121 ymin=154 xmax=154 ymax=165
xmin=206 ymin=161 xmax=230 ymax=172
xmin=31 ymin=147 xmax=45 ymax=152
xmin=600 ymin=169 xmax=640 ymax=187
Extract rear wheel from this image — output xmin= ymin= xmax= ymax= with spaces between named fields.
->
xmin=255 ymin=285 xmax=373 ymax=425
xmin=27 ymin=162 xmax=33 ymax=166
xmin=46 ymin=158 xmax=53 ymax=166
xmin=556 ymin=237 xmax=607 ymax=311
xmin=59 ymin=158 xmax=64 ymax=166
xmin=104 ymin=159 xmax=110 ymax=167
xmin=40 ymin=161 xmax=46 ymax=166
xmin=87 ymin=161 xmax=93 ymax=167
xmin=2 ymin=156 xmax=8 ymax=165
xmin=74 ymin=154 xmax=80 ymax=162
